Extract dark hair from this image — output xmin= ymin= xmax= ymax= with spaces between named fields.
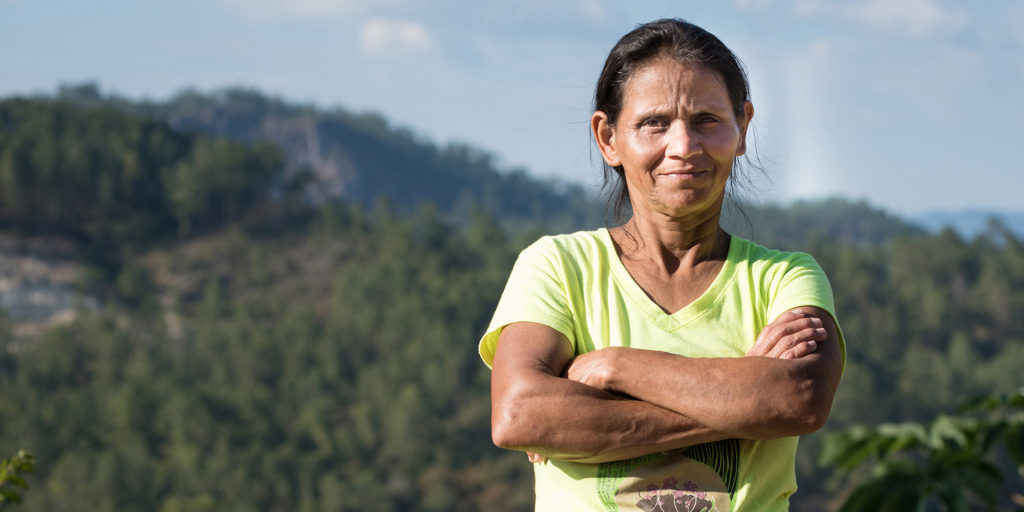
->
xmin=594 ymin=18 xmax=753 ymax=224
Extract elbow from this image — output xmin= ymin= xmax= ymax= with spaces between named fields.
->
xmin=490 ymin=409 xmax=519 ymax=450
xmin=490 ymin=396 xmax=537 ymax=450
xmin=753 ymin=376 xmax=835 ymax=439
xmin=748 ymin=402 xmax=829 ymax=440
xmin=803 ymin=388 xmax=837 ymax=432
xmin=781 ymin=379 xmax=835 ymax=436
xmin=788 ymin=403 xmax=830 ymax=435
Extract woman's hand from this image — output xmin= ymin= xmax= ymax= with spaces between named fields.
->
xmin=563 ymin=347 xmax=622 ymax=391
xmin=746 ymin=308 xmax=828 ymax=360
xmin=528 ymin=346 xmax=631 ymax=464
xmin=563 ymin=308 xmax=827 ymax=398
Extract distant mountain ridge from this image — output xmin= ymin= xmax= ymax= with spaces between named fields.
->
xmin=53 ymin=83 xmax=603 ymax=234
xmin=11 ymin=83 xmax=997 ymax=251
xmin=909 ymin=209 xmax=1024 ymax=239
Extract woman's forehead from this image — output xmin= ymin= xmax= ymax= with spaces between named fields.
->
xmin=623 ymin=59 xmax=732 ymax=111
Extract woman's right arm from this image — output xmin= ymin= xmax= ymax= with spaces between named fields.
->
xmin=490 ymin=321 xmax=730 ymax=463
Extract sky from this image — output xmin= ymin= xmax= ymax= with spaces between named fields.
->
xmin=1 ymin=0 xmax=1022 ymax=216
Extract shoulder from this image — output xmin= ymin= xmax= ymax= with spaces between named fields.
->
xmin=730 ymin=236 xmax=824 ymax=277
xmin=519 ymin=228 xmax=610 ymax=265
xmin=730 ymin=236 xmax=839 ymax=316
xmin=527 ymin=228 xmax=608 ymax=252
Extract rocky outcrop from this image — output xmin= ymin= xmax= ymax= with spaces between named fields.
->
xmin=0 ymin=234 xmax=99 ymax=338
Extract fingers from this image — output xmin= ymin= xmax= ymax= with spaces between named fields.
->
xmin=563 ymin=349 xmax=616 ymax=389
xmin=748 ymin=309 xmax=828 ymax=359
xmin=780 ymin=339 xmax=816 ymax=360
xmin=527 ymin=451 xmax=548 ymax=463
xmin=768 ymin=319 xmax=825 ymax=359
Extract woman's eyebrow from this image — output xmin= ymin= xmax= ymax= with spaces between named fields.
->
xmin=690 ymin=107 xmax=730 ymax=118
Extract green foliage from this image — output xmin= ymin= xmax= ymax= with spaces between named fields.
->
xmin=723 ymin=197 xmax=925 ymax=250
xmin=0 ymin=205 xmax=532 ymax=511
xmin=0 ymin=97 xmax=285 ymax=268
xmin=0 ymin=198 xmax=1015 ymax=510
xmin=1 ymin=85 xmax=1023 ymax=511
xmin=52 ymin=84 xmax=606 ymax=233
xmin=0 ymin=450 xmax=35 ymax=505
xmin=162 ymin=137 xmax=281 ymax=236
xmin=821 ymin=392 xmax=1024 ymax=511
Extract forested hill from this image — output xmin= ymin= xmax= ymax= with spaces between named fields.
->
xmin=0 ymin=85 xmax=928 ymax=272
xmin=52 ymin=83 xmax=602 ymax=234
xmin=0 ymin=96 xmax=284 ymax=250
xmin=2 ymin=85 xmax=1022 ymax=510
xmin=17 ymin=83 xmax=928 ymax=250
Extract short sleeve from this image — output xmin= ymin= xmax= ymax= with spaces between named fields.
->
xmin=766 ymin=252 xmax=847 ymax=369
xmin=478 ymin=237 xmax=576 ymax=368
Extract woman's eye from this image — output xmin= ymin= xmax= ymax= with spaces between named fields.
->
xmin=640 ymin=118 xmax=667 ymax=129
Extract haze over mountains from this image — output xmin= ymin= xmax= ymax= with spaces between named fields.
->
xmin=37 ymin=82 xmax=1023 ymax=240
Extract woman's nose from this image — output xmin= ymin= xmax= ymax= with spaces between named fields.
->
xmin=665 ymin=122 xmax=702 ymax=159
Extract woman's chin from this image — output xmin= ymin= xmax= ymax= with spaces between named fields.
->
xmin=642 ymin=192 xmax=723 ymax=220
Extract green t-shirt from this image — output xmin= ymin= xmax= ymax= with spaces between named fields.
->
xmin=479 ymin=229 xmax=845 ymax=512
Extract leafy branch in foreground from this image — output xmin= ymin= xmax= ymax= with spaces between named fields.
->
xmin=821 ymin=391 xmax=1024 ymax=511
xmin=0 ymin=450 xmax=35 ymax=505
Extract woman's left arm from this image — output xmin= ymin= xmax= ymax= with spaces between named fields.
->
xmin=565 ymin=306 xmax=843 ymax=440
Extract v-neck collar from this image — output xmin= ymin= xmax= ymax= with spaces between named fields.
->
xmin=598 ymin=227 xmax=741 ymax=332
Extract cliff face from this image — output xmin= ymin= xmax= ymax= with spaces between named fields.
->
xmin=0 ymin=235 xmax=99 ymax=338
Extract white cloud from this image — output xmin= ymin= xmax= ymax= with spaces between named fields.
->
xmin=477 ymin=0 xmax=611 ymax=27
xmin=734 ymin=0 xmax=773 ymax=11
xmin=215 ymin=0 xmax=420 ymax=20
xmin=217 ymin=0 xmax=359 ymax=18
xmin=791 ymin=0 xmax=825 ymax=17
xmin=574 ymin=0 xmax=609 ymax=24
xmin=1009 ymin=5 xmax=1024 ymax=44
xmin=794 ymin=0 xmax=969 ymax=38
xmin=359 ymin=18 xmax=434 ymax=57
xmin=846 ymin=0 xmax=968 ymax=37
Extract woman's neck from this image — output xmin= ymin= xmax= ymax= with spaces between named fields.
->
xmin=617 ymin=206 xmax=728 ymax=274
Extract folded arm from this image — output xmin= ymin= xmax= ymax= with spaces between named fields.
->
xmin=490 ymin=307 xmax=842 ymax=462
xmin=566 ymin=307 xmax=843 ymax=440
xmin=490 ymin=321 xmax=730 ymax=463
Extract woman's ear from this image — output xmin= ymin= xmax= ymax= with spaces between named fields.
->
xmin=736 ymin=101 xmax=754 ymax=156
xmin=591 ymin=111 xmax=620 ymax=167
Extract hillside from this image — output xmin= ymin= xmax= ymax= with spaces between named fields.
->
xmin=55 ymin=83 xmax=603 ymax=234
xmin=52 ymin=83 xmax=933 ymax=248
xmin=1 ymin=86 xmax=1021 ymax=510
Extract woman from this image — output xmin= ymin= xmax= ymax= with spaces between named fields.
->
xmin=480 ymin=19 xmax=844 ymax=511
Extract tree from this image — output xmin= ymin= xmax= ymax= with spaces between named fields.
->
xmin=821 ymin=391 xmax=1024 ymax=511
xmin=0 ymin=450 xmax=35 ymax=505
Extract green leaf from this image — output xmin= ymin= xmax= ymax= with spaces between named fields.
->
xmin=935 ymin=488 xmax=969 ymax=512
xmin=5 ymin=474 xmax=27 ymax=489
xmin=1006 ymin=422 xmax=1024 ymax=465
xmin=839 ymin=478 xmax=893 ymax=512
xmin=957 ymin=466 xmax=999 ymax=507
xmin=1009 ymin=392 xmax=1024 ymax=408
xmin=0 ymin=488 xmax=22 ymax=504
xmin=877 ymin=484 xmax=925 ymax=512
xmin=959 ymin=394 xmax=1004 ymax=414
xmin=931 ymin=415 xmax=979 ymax=450
xmin=820 ymin=432 xmax=879 ymax=471
xmin=978 ymin=421 xmax=1009 ymax=454
xmin=878 ymin=422 xmax=929 ymax=454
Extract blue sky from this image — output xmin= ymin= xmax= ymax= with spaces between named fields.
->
xmin=2 ymin=0 xmax=1022 ymax=215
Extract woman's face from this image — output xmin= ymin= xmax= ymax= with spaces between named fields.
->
xmin=593 ymin=58 xmax=753 ymax=221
